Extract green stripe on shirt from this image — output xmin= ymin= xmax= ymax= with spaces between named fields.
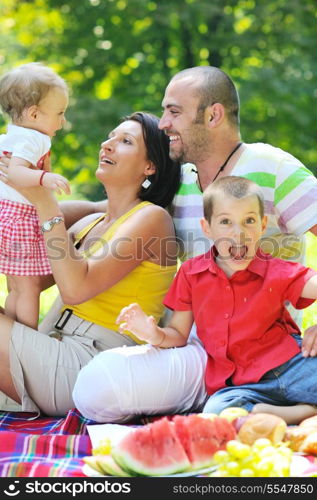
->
xmin=243 ymin=172 xmax=275 ymax=188
xmin=275 ymin=168 xmax=313 ymax=204
xmin=177 ymin=182 xmax=201 ymax=195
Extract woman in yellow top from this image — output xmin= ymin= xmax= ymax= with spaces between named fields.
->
xmin=0 ymin=111 xmax=180 ymax=416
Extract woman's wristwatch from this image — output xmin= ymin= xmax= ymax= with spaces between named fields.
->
xmin=41 ymin=215 xmax=64 ymax=233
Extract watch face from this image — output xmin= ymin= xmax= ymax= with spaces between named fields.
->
xmin=42 ymin=221 xmax=52 ymax=231
xmin=41 ymin=216 xmax=64 ymax=233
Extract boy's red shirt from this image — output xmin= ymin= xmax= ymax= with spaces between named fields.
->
xmin=164 ymin=248 xmax=316 ymax=394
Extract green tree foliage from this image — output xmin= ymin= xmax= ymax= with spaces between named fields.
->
xmin=0 ymin=0 xmax=316 ymax=200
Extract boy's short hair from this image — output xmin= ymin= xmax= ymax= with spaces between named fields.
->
xmin=203 ymin=176 xmax=265 ymax=221
xmin=0 ymin=62 xmax=68 ymax=121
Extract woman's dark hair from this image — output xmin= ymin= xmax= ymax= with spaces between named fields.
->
xmin=121 ymin=112 xmax=181 ymax=208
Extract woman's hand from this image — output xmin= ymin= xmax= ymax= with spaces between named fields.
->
xmin=0 ymin=154 xmax=9 ymax=179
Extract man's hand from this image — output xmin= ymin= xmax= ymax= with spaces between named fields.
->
xmin=302 ymin=324 xmax=317 ymax=357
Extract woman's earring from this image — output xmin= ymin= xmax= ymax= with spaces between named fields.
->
xmin=142 ymin=177 xmax=151 ymax=189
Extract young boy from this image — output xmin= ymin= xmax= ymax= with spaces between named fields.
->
xmin=116 ymin=176 xmax=317 ymax=425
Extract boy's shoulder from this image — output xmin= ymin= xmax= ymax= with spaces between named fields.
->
xmin=179 ymin=250 xmax=215 ymax=274
xmin=256 ymin=250 xmax=313 ymax=276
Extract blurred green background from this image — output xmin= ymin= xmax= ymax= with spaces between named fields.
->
xmin=1 ymin=0 xmax=316 ymax=199
xmin=0 ymin=0 xmax=317 ymax=326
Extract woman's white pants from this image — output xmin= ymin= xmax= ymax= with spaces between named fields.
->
xmin=72 ymin=335 xmax=207 ymax=423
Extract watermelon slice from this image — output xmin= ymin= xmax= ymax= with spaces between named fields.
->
xmin=112 ymin=417 xmax=191 ymax=476
xmin=111 ymin=414 xmax=236 ymax=476
xmin=173 ymin=414 xmax=236 ymax=469
xmin=83 ymin=456 xmax=105 ymax=475
xmin=96 ymin=455 xmax=132 ymax=476
xmin=211 ymin=416 xmax=237 ymax=447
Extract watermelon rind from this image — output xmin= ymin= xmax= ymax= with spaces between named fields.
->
xmin=111 ymin=445 xmax=190 ymax=476
xmin=110 ymin=448 xmax=144 ymax=476
xmin=96 ymin=455 xmax=132 ymax=477
xmin=83 ymin=456 xmax=105 ymax=475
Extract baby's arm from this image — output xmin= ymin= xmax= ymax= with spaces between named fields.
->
xmin=8 ymin=156 xmax=70 ymax=195
xmin=116 ymin=303 xmax=193 ymax=348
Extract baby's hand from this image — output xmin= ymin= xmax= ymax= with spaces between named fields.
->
xmin=116 ymin=303 xmax=157 ymax=343
xmin=42 ymin=172 xmax=71 ymax=195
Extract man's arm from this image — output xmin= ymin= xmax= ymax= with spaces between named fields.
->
xmin=59 ymin=199 xmax=107 ymax=229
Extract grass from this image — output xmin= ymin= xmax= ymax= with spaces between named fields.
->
xmin=1 ymin=232 xmax=317 ymax=330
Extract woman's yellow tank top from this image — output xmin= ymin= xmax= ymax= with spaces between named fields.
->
xmin=64 ymin=201 xmax=176 ymax=344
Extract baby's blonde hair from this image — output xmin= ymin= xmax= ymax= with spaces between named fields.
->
xmin=0 ymin=62 xmax=68 ymax=121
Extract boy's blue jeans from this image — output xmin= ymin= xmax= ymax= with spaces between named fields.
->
xmin=203 ymin=334 xmax=317 ymax=414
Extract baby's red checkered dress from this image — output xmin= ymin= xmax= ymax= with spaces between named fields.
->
xmin=0 ymin=199 xmax=51 ymax=275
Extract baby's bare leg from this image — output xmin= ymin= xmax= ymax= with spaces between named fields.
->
xmin=0 ymin=312 xmax=21 ymax=403
xmin=252 ymin=403 xmax=317 ymax=425
xmin=6 ymin=275 xmax=42 ymax=329
xmin=4 ymin=276 xmax=17 ymax=321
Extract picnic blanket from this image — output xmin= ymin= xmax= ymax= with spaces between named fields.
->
xmin=0 ymin=409 xmax=156 ymax=478
xmin=2 ymin=410 xmax=317 ymax=478
xmin=0 ymin=409 xmax=95 ymax=477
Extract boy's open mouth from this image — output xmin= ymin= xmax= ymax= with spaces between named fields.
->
xmin=229 ymin=245 xmax=248 ymax=261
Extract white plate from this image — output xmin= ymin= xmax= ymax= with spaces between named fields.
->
xmin=82 ymin=463 xmax=217 ymax=478
xmin=84 ymin=423 xmax=316 ymax=478
xmin=83 ymin=454 xmax=315 ymax=478
xmin=290 ymin=454 xmax=315 ymax=477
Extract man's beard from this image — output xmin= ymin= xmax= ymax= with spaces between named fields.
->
xmin=176 ymin=126 xmax=210 ymax=164
xmin=169 ymin=147 xmax=184 ymax=162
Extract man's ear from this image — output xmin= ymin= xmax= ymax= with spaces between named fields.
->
xmin=145 ymin=161 xmax=156 ymax=176
xmin=206 ymin=103 xmax=225 ymax=128
xmin=200 ymin=217 xmax=212 ymax=238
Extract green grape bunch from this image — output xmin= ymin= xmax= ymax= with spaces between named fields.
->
xmin=210 ymin=438 xmax=293 ymax=477
xmin=92 ymin=437 xmax=112 ymax=456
